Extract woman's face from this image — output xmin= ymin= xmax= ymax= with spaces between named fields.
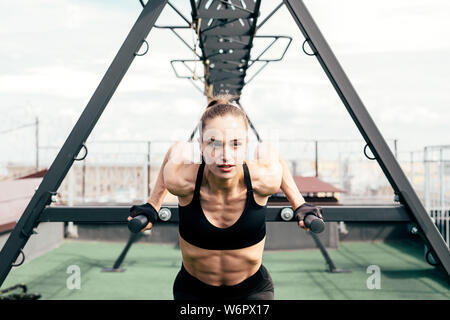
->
xmin=200 ymin=115 xmax=248 ymax=178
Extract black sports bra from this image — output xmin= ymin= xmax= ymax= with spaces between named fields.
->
xmin=178 ymin=160 xmax=267 ymax=250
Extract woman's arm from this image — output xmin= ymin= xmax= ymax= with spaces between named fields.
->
xmin=128 ymin=141 xmax=194 ymax=231
xmin=252 ymin=142 xmax=283 ymax=196
xmin=127 ymin=143 xmax=177 ymax=230
xmin=254 ymin=142 xmax=305 ymax=208
xmin=163 ymin=141 xmax=196 ymax=197
xmin=145 ymin=143 xmax=174 ymax=212
xmin=149 ymin=139 xmax=198 ymax=209
xmin=278 ymin=155 xmax=306 ymax=210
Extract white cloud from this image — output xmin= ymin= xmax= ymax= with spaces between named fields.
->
xmin=0 ymin=0 xmax=449 ymax=166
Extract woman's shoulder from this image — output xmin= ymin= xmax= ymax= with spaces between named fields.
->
xmin=245 ymin=158 xmax=282 ymax=197
xmin=165 ymin=162 xmax=201 ymax=197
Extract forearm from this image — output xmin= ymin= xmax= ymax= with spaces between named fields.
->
xmin=278 ymin=155 xmax=305 ymax=210
xmin=147 ymin=172 xmax=167 ymax=212
xmin=146 ymin=143 xmax=175 ymax=211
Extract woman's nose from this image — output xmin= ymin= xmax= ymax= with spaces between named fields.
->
xmin=221 ymin=144 xmax=234 ymax=162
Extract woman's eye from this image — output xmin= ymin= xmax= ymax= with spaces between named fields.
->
xmin=209 ymin=141 xmax=241 ymax=148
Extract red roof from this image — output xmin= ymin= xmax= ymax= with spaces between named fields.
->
xmin=0 ymin=172 xmax=44 ymax=232
xmin=17 ymin=168 xmax=48 ymax=179
xmin=277 ymin=176 xmax=344 ymax=194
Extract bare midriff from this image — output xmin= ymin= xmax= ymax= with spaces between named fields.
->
xmin=179 ymin=234 xmax=266 ymax=286
xmin=178 ymin=178 xmax=268 ymax=286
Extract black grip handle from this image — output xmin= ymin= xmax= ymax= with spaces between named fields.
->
xmin=304 ymin=214 xmax=325 ymax=233
xmin=128 ymin=214 xmax=149 ymax=233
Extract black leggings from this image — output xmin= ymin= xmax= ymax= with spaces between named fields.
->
xmin=173 ymin=263 xmax=274 ymax=300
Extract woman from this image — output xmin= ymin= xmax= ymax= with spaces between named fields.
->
xmin=128 ymin=96 xmax=323 ymax=300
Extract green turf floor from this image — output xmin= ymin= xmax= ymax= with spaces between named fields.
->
xmin=2 ymin=239 xmax=449 ymax=300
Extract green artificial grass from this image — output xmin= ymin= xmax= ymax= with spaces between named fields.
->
xmin=2 ymin=239 xmax=449 ymax=300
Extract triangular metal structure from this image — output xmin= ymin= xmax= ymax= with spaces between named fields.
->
xmin=1 ymin=0 xmax=449 ymax=287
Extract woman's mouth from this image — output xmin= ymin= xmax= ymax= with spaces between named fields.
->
xmin=218 ymin=164 xmax=235 ymax=172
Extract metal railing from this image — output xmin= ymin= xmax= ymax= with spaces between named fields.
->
xmin=1 ymin=138 xmax=401 ymax=204
xmin=424 ymin=145 xmax=450 ymax=247
xmin=3 ymin=138 xmax=450 ymax=247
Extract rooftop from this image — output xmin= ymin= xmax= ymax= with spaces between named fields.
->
xmin=276 ymin=176 xmax=345 ymax=195
xmin=2 ymin=239 xmax=449 ymax=300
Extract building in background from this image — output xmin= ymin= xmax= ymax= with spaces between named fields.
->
xmin=269 ymin=176 xmax=344 ymax=206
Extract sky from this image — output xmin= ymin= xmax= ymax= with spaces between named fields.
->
xmin=0 ymin=0 xmax=449 ymax=166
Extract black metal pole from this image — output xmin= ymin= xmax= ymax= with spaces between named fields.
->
xmin=102 ymin=232 xmax=143 ymax=272
xmin=39 ymin=205 xmax=411 ymax=223
xmin=256 ymin=2 xmax=284 ymax=31
xmin=309 ymin=232 xmax=351 ymax=273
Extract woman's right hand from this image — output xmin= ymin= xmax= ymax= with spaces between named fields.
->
xmin=127 ymin=215 xmax=153 ymax=231
xmin=128 ymin=202 xmax=159 ymax=232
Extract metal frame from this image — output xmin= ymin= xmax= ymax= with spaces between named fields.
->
xmin=165 ymin=1 xmax=292 ymax=96
xmin=283 ymin=0 xmax=449 ymax=275
xmin=1 ymin=0 xmax=449 ymax=288
xmin=38 ymin=205 xmax=411 ymax=223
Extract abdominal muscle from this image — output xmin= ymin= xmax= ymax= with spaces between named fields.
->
xmin=179 ymin=234 xmax=266 ymax=286
xmin=177 ymin=162 xmax=268 ymax=286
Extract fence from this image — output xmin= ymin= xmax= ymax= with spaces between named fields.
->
xmin=1 ymin=138 xmax=449 ymax=246
xmin=423 ymin=145 xmax=450 ymax=247
xmin=3 ymin=138 xmax=400 ymax=205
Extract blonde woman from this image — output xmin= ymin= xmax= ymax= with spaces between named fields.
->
xmin=128 ymin=96 xmax=323 ymax=300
